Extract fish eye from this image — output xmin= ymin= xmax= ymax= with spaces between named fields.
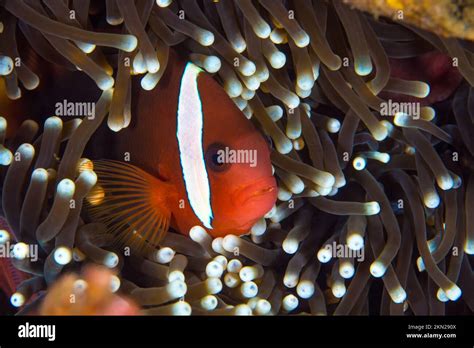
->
xmin=205 ymin=142 xmax=231 ymax=172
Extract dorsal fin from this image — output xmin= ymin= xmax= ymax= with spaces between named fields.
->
xmin=86 ymin=160 xmax=172 ymax=255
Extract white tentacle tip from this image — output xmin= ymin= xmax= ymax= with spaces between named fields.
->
xmin=54 ymin=246 xmax=72 ymax=265
xmin=370 ymin=260 xmax=387 ymax=278
xmin=10 ymin=293 xmax=25 ymax=307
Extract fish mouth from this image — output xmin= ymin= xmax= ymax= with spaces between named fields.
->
xmin=215 ymin=179 xmax=276 ymax=232
xmin=233 ymin=177 xmax=277 ymax=206
xmin=247 ymin=185 xmax=277 ymax=202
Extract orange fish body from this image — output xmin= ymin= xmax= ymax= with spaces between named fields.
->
xmin=93 ymin=50 xmax=277 ymax=244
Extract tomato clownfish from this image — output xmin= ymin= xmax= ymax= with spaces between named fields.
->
xmin=88 ymin=51 xmax=277 ymax=250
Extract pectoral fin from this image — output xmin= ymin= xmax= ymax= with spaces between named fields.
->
xmin=86 ymin=160 xmax=172 ymax=254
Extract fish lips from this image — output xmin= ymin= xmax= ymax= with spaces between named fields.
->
xmin=233 ymin=177 xmax=277 ymax=214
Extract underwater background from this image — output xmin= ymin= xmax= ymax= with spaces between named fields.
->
xmin=0 ymin=0 xmax=473 ymax=316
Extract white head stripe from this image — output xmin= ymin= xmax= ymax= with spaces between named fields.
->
xmin=176 ymin=63 xmax=213 ymax=229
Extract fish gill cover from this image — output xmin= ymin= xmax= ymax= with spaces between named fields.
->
xmin=0 ymin=0 xmax=472 ymax=317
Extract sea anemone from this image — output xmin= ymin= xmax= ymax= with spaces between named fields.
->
xmin=0 ymin=0 xmax=473 ymax=316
